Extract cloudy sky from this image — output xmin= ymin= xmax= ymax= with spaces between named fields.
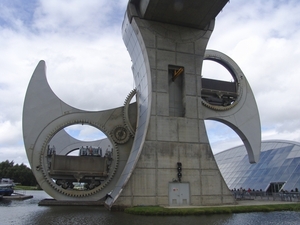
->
xmin=0 ymin=0 xmax=299 ymax=166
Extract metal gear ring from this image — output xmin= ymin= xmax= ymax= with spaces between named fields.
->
xmin=111 ymin=125 xmax=130 ymax=144
xmin=201 ymin=50 xmax=243 ymax=111
xmin=123 ymin=89 xmax=137 ymax=136
xmin=39 ymin=119 xmax=119 ymax=197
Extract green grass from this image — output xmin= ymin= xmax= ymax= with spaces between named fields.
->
xmin=14 ymin=185 xmax=39 ymax=190
xmin=124 ymin=204 xmax=300 ymax=216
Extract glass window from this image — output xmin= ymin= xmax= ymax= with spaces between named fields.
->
xmin=287 ymin=173 xmax=300 ymax=183
xmin=294 ymin=164 xmax=300 ymax=173
xmin=271 ymin=167 xmax=286 ymax=181
xmin=216 ymin=141 xmax=300 ymax=192
xmin=286 ymin=164 xmax=298 ymax=174
xmin=267 ymin=167 xmax=279 ymax=176
xmin=262 ymin=176 xmax=272 ymax=183
xmin=279 ymin=173 xmax=292 ymax=182
xmin=283 ymin=183 xmax=293 ymax=191
xmin=290 ymin=157 xmax=300 ymax=166
xmin=281 ymin=158 xmax=293 ymax=167
xmin=294 ymin=180 xmax=300 ymax=190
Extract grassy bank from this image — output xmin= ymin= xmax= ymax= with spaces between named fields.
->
xmin=14 ymin=185 xmax=39 ymax=190
xmin=124 ymin=204 xmax=300 ymax=215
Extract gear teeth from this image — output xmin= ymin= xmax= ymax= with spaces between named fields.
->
xmin=39 ymin=119 xmax=119 ymax=198
xmin=124 ymin=89 xmax=136 ymax=106
xmin=201 ymin=83 xmax=242 ymax=111
xmin=111 ymin=125 xmax=130 ymax=144
xmin=201 ymin=99 xmax=236 ymax=111
xmin=123 ymin=89 xmax=137 ymax=137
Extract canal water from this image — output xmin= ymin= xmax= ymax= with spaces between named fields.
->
xmin=1 ymin=190 xmax=300 ymax=225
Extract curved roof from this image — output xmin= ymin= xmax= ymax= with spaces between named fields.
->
xmin=215 ymin=140 xmax=300 ymax=191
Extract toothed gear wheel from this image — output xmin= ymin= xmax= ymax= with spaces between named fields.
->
xmin=111 ymin=125 xmax=130 ymax=144
xmin=201 ymin=81 xmax=242 ymax=111
xmin=201 ymin=97 xmax=238 ymax=111
xmin=201 ymin=50 xmax=243 ymax=111
xmin=123 ymin=89 xmax=137 ymax=136
xmin=39 ymin=120 xmax=119 ymax=198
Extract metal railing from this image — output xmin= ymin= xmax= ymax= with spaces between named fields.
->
xmin=232 ymin=191 xmax=300 ymax=202
xmin=272 ymin=192 xmax=300 ymax=202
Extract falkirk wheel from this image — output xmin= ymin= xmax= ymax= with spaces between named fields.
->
xmin=22 ymin=0 xmax=261 ymax=209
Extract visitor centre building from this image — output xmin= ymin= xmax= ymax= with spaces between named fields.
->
xmin=215 ymin=140 xmax=300 ymax=193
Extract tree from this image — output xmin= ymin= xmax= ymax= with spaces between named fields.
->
xmin=0 ymin=160 xmax=37 ymax=186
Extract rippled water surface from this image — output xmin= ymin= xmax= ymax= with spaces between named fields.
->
xmin=1 ymin=191 xmax=300 ymax=225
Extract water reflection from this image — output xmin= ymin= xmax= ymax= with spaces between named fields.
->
xmin=27 ymin=209 xmax=234 ymax=225
xmin=1 ymin=191 xmax=300 ymax=225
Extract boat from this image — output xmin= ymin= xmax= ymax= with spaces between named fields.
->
xmin=0 ymin=178 xmax=14 ymax=196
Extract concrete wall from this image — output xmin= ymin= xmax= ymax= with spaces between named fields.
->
xmin=115 ymin=13 xmax=235 ymax=207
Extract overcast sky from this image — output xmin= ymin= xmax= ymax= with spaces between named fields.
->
xmin=0 ymin=0 xmax=299 ymax=166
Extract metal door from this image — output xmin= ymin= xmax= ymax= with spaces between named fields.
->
xmin=169 ymin=182 xmax=190 ymax=206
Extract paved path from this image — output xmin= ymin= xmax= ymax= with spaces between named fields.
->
xmin=166 ymin=200 xmax=298 ymax=208
xmin=236 ymin=200 xmax=298 ymax=206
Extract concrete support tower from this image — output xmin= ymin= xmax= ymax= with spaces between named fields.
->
xmin=106 ymin=0 xmax=261 ymax=208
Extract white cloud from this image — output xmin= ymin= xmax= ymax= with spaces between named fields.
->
xmin=0 ymin=0 xmax=132 ymax=165
xmin=0 ymin=120 xmax=22 ymax=145
xmin=64 ymin=124 xmax=106 ymax=141
xmin=33 ymin=0 xmax=111 ymax=34
xmin=206 ymin=0 xmax=300 ymax=153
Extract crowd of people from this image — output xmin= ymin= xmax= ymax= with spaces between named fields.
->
xmin=231 ymin=187 xmax=262 ymax=199
xmin=231 ymin=187 xmax=300 ymax=201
